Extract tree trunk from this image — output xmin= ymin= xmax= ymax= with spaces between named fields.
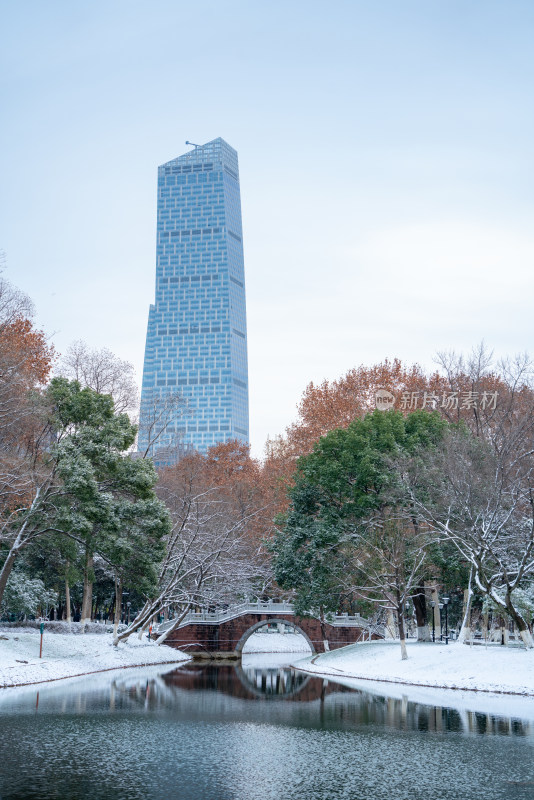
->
xmin=155 ymin=605 xmax=192 ymax=645
xmin=397 ymin=608 xmax=408 ymax=660
xmin=138 ymin=622 xmax=148 ymax=640
xmin=80 ymin=548 xmax=94 ymax=627
xmin=385 ymin=609 xmax=397 ymax=639
xmin=319 ymin=606 xmax=330 ymax=652
xmin=413 ymin=586 xmax=430 ymax=642
xmin=458 ymin=568 xmax=474 ymax=644
xmin=0 ymin=487 xmax=45 ymax=608
xmin=0 ymin=547 xmax=18 ymax=609
xmin=518 ymin=627 xmax=534 ymax=649
xmin=504 ymin=592 xmax=534 ymax=648
xmin=114 ymin=600 xmax=156 ymax=645
xmin=65 ymin=572 xmax=72 ymax=624
xmin=113 ymin=576 xmax=122 ymax=641
xmin=429 ymin=585 xmax=442 ymax=639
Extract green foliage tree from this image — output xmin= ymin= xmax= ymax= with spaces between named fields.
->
xmin=271 ymin=483 xmax=350 ymax=644
xmin=13 ymin=532 xmax=80 ymax=621
xmin=0 ymin=378 xmax=170 ymax=617
xmin=271 ymin=410 xmax=448 ymax=657
xmin=105 ymin=497 xmax=168 ymax=635
xmin=0 ymin=568 xmax=57 ymax=619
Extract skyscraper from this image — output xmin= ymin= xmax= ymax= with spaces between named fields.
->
xmin=138 ymin=138 xmax=249 ymax=459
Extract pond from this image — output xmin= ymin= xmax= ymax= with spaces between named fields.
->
xmin=0 ymin=654 xmax=533 ymax=800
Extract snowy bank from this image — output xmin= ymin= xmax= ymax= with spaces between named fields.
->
xmin=292 ymin=640 xmax=534 ymax=696
xmin=0 ymin=628 xmax=189 ymax=688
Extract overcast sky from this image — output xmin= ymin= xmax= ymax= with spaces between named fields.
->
xmin=1 ymin=1 xmax=533 ymax=457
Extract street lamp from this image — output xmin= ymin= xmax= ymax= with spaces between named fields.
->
xmin=442 ymin=597 xmax=450 ymax=645
xmin=430 ymin=600 xmax=436 ymax=642
xmin=439 ymin=603 xmax=444 ymax=641
xmin=122 ymin=592 xmax=129 ymax=625
xmin=127 ymin=601 xmax=131 ymax=626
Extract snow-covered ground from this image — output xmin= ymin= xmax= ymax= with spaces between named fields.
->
xmin=0 ymin=628 xmax=189 ymax=687
xmin=0 ymin=628 xmax=309 ymax=688
xmin=292 ymin=640 xmax=534 ymax=696
xmin=242 ymin=631 xmax=312 ymax=654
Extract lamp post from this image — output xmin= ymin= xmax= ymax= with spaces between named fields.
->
xmin=430 ymin=600 xmax=436 ymax=642
xmin=439 ymin=602 xmax=444 ymax=641
xmin=442 ymin=596 xmax=450 ymax=645
xmin=122 ymin=591 xmax=129 ymax=625
xmin=127 ymin=601 xmax=131 ymax=626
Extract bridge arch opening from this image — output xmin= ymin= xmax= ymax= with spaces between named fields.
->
xmin=237 ymin=618 xmax=315 ymax=654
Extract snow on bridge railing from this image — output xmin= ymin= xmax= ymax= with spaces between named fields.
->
xmin=155 ymin=601 xmax=376 ymax=633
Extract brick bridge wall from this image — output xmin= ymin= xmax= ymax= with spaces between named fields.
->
xmin=165 ymin=613 xmax=376 ymax=655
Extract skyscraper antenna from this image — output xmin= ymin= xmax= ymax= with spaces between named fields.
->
xmin=185 ymin=140 xmax=200 ymax=148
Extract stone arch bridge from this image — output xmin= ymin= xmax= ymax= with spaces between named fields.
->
xmin=159 ymin=601 xmax=383 ymax=659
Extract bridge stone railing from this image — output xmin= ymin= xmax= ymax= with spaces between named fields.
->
xmin=155 ymin=601 xmax=378 ymax=635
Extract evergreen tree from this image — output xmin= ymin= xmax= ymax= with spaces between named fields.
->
xmin=0 ymin=378 xmax=170 ymax=615
xmin=271 ymin=410 xmax=448 ymax=657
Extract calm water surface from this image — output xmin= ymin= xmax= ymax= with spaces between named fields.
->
xmin=0 ymin=655 xmax=533 ymax=800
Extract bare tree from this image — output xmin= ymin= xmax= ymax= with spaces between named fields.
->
xmin=136 ymin=389 xmax=189 ymax=461
xmin=434 ymin=342 xmax=534 ymax=438
xmin=57 ymin=342 xmax=139 ymax=622
xmin=58 ymin=341 xmax=138 ymax=416
xmin=410 ymin=423 xmax=534 ymax=648
xmin=344 ymin=512 xmax=433 ymax=660
xmin=0 ymin=267 xmax=35 ymax=332
xmin=114 ymin=453 xmax=271 ymax=645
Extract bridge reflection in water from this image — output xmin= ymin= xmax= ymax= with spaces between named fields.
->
xmin=2 ymin=660 xmax=534 ymax=800
xmin=238 ymin=662 xmax=309 ymax=698
xmin=148 ymin=661 xmax=534 ymax=738
xmin=4 ymin=659 xmax=530 ymax=741
xmin=162 ymin=661 xmax=315 ymax=701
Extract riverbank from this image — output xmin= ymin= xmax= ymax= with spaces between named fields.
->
xmin=0 ymin=627 xmax=189 ymax=687
xmin=292 ymin=640 xmax=534 ymax=696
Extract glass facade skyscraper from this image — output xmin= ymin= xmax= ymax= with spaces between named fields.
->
xmin=138 ymin=138 xmax=249 ymax=459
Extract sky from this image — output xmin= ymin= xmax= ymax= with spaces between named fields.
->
xmin=1 ymin=1 xmax=533 ymax=457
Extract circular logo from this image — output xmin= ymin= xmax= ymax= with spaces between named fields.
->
xmin=375 ymin=389 xmax=396 ymax=411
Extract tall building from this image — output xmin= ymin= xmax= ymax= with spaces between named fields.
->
xmin=138 ymin=138 xmax=249 ymax=459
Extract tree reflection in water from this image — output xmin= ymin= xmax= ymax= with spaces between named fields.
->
xmin=4 ymin=661 xmax=530 ymax=741
xmin=1 ymin=661 xmax=534 ymax=800
xmin=147 ymin=662 xmax=533 ymax=738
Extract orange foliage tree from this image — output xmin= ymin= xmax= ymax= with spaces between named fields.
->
xmin=143 ymin=442 xmax=274 ymax=625
xmin=0 ymin=278 xmax=55 ymax=511
xmin=285 ymin=358 xmax=435 ymax=456
xmin=158 ymin=439 xmax=276 ymax=561
xmin=262 ymin=358 xmax=439 ymax=517
xmin=262 ymin=346 xmax=534 ymax=517
xmin=112 ymin=440 xmax=276 ymax=644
